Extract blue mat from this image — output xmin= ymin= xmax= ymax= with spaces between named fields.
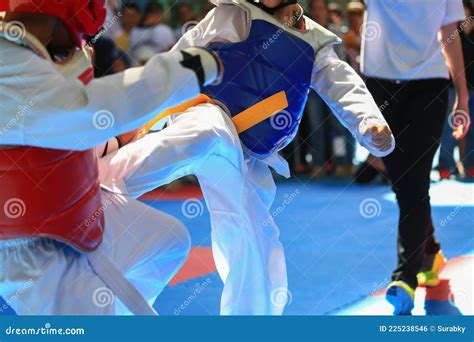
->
xmin=2 ymin=180 xmax=473 ymax=316
xmin=153 ymin=180 xmax=474 ymax=315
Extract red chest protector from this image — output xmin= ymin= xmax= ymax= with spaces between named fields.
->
xmin=0 ymin=148 xmax=104 ymax=252
xmin=0 ymin=34 xmax=104 ymax=252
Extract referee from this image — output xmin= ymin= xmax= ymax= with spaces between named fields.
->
xmin=361 ymin=0 xmax=470 ymax=315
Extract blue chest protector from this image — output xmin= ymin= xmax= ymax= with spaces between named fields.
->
xmin=202 ymin=19 xmax=315 ymax=158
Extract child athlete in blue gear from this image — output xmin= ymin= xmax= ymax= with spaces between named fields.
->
xmin=99 ymin=0 xmax=395 ymax=315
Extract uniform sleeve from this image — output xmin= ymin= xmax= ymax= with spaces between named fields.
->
xmin=443 ymin=0 xmax=465 ymax=26
xmin=0 ymin=42 xmax=200 ymax=150
xmin=311 ymin=45 xmax=395 ymax=157
xmin=172 ymin=6 xmax=248 ymax=51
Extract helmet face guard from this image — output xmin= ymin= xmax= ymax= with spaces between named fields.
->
xmin=0 ymin=0 xmax=106 ymax=47
xmin=249 ymin=0 xmax=298 ymax=14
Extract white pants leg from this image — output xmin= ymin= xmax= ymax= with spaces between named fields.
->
xmin=99 ymin=103 xmax=288 ymax=315
xmin=197 ymin=155 xmax=287 ymax=315
xmin=0 ymin=190 xmax=190 ymax=315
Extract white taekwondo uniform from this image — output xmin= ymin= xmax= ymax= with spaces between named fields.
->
xmin=0 ymin=31 xmax=207 ymax=315
xmin=97 ymin=0 xmax=395 ymax=315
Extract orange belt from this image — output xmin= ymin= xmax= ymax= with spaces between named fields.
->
xmin=145 ymin=91 xmax=289 ymax=134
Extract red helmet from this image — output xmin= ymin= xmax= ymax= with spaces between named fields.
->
xmin=0 ymin=0 xmax=106 ymax=46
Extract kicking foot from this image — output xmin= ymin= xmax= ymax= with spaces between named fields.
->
xmin=386 ymin=281 xmax=415 ymax=315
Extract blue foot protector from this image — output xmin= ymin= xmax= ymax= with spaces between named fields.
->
xmin=386 ymin=281 xmax=415 ymax=316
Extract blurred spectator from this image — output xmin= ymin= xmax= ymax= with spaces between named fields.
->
xmin=344 ymin=1 xmax=364 ymax=73
xmin=309 ymin=0 xmax=329 ymax=26
xmin=328 ymin=2 xmax=345 ymax=29
xmin=438 ymin=0 xmax=474 ymax=180
xmin=115 ymin=3 xmax=141 ymax=52
xmin=174 ymin=3 xmax=198 ymax=38
xmin=309 ymin=0 xmax=346 ymax=56
xmin=299 ymin=0 xmax=355 ymax=178
xmin=197 ymin=3 xmax=215 ymax=21
xmin=93 ymin=37 xmax=131 ymax=77
xmin=129 ymin=2 xmax=176 ymax=65
xmin=287 ymin=0 xmax=334 ymax=176
xmin=104 ymin=0 xmax=124 ymax=39
xmin=133 ymin=0 xmax=154 ymax=11
xmin=177 ymin=3 xmax=197 ymax=23
xmin=112 ymin=51 xmax=133 ymax=73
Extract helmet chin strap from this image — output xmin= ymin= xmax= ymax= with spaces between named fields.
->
xmin=250 ymin=0 xmax=298 ymax=15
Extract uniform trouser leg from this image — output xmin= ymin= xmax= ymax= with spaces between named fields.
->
xmin=99 ymin=103 xmax=288 ymax=315
xmin=366 ymin=78 xmax=448 ymax=289
xmin=0 ymin=191 xmax=190 ymax=315
xmin=197 ymin=156 xmax=287 ymax=315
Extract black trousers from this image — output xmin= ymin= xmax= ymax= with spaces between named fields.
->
xmin=366 ymin=78 xmax=449 ymax=288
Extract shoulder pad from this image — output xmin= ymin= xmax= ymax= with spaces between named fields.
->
xmin=210 ymin=0 xmax=340 ymax=52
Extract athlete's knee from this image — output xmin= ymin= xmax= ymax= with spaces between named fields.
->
xmin=197 ymin=106 xmax=240 ymax=152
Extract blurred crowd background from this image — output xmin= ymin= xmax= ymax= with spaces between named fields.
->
xmin=93 ymin=0 xmax=474 ymax=184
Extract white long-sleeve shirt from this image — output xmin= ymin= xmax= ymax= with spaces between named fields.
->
xmin=0 ymin=37 xmax=200 ymax=151
xmin=171 ymin=3 xmax=395 ymax=157
xmin=361 ymin=0 xmax=465 ymax=80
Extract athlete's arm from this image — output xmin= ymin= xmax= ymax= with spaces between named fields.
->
xmin=440 ymin=22 xmax=470 ymax=140
xmin=0 ymin=42 xmax=219 ymax=150
xmin=311 ymin=45 xmax=395 ymax=157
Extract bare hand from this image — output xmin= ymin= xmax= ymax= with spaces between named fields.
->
xmin=450 ymin=99 xmax=471 ymax=141
xmin=362 ymin=124 xmax=393 ymax=153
